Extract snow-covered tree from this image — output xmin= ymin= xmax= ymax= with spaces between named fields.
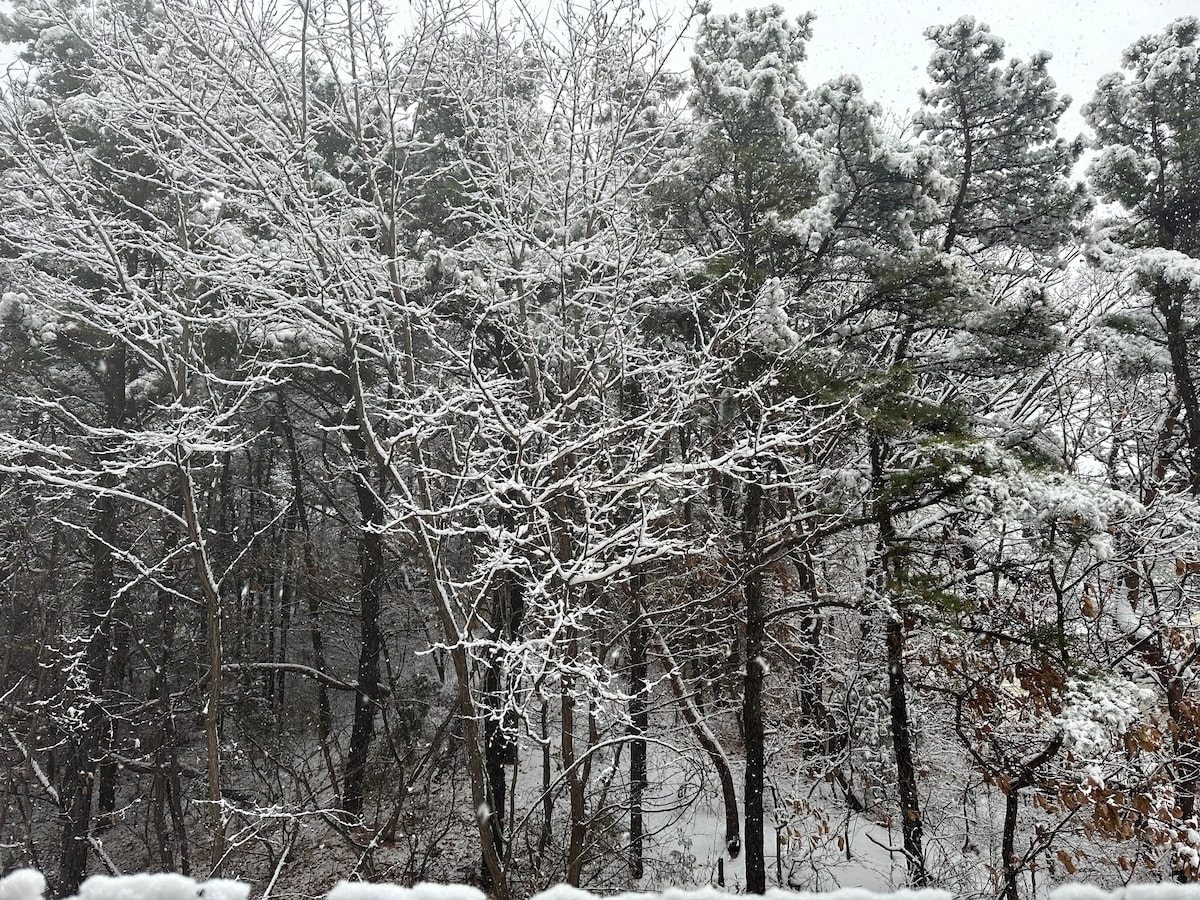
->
xmin=1078 ymin=17 xmax=1200 ymax=878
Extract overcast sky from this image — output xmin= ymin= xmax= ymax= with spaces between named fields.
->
xmin=707 ymin=0 xmax=1195 ymax=140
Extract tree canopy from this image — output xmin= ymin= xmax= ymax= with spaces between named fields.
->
xmin=1 ymin=2 xmax=1199 ymax=897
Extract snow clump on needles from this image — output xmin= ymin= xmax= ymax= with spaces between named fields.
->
xmin=1058 ymin=675 xmax=1156 ymax=758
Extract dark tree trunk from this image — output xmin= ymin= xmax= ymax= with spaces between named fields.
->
xmin=871 ymin=436 xmax=927 ymax=888
xmin=480 ymin=705 xmax=508 ymax=891
xmin=481 ymin=577 xmax=523 ymax=887
xmin=743 ymin=480 xmax=766 ymax=894
xmin=60 ymin=345 xmax=126 ymax=897
xmin=482 ymin=701 xmax=507 ymax=860
xmin=1000 ymin=734 xmax=1062 ymax=900
xmin=886 ymin=615 xmax=927 ymax=886
xmin=629 ymin=572 xmax=648 ymax=880
xmin=278 ymin=396 xmax=336 ymax=793
xmin=1001 ymin=785 xmax=1020 ymax=900
xmin=59 ymin=676 xmax=103 ymax=896
xmin=537 ymin=697 xmax=553 ymax=856
xmin=96 ymin=623 xmax=128 ymax=829
xmin=153 ymin=495 xmax=190 ymax=875
xmin=342 ymin=417 xmax=386 ymax=819
xmin=96 ymin=735 xmax=117 ymax=831
xmin=1159 ymin=283 xmax=1200 ymax=494
xmin=562 ymin=627 xmax=588 ymax=886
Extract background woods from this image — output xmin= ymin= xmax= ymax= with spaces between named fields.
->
xmin=1 ymin=0 xmax=1199 ymax=897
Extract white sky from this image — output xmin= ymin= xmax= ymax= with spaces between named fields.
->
xmin=1 ymin=0 xmax=1191 ymax=147
xmin=707 ymin=0 xmax=1195 ymax=140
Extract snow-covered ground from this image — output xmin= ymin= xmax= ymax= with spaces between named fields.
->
xmin=7 ymin=869 xmax=1200 ymax=900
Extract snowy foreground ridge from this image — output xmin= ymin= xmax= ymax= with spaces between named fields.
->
xmin=7 ymin=872 xmax=1200 ymax=900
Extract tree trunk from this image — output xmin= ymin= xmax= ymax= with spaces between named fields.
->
xmin=155 ymin=498 xmax=190 ymax=876
xmin=1001 ymin=734 xmax=1062 ymax=900
xmin=176 ymin=448 xmax=227 ymax=874
xmin=1159 ymin=283 xmax=1200 ymax=494
xmin=887 ymin=615 xmax=927 ymax=886
xmin=652 ymin=626 xmax=741 ymax=857
xmin=60 ymin=345 xmax=126 ymax=897
xmin=278 ymin=396 xmax=337 ymax=795
xmin=347 ymin=331 xmax=509 ymax=898
xmin=481 ymin=577 xmax=523 ymax=888
xmin=342 ymin=417 xmax=385 ymax=819
xmin=96 ymin=623 xmax=128 ymax=830
xmin=743 ymin=480 xmax=766 ymax=894
xmin=1000 ymin=785 xmax=1020 ymax=900
xmin=482 ymin=688 xmax=507 ymax=867
xmin=538 ymin=696 xmax=553 ymax=857
xmin=872 ymin=436 xmax=927 ymax=888
xmin=59 ymin=642 xmax=105 ymax=895
xmin=562 ymin=627 xmax=588 ymax=886
xmin=629 ymin=573 xmax=648 ymax=880
xmin=95 ymin=731 xmax=117 ymax=831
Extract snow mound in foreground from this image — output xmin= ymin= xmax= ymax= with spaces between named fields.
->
xmin=6 ymin=870 xmax=1200 ymax=900
xmin=0 ymin=870 xmax=45 ymax=900
xmin=77 ymin=874 xmax=249 ymax=900
xmin=525 ymin=888 xmax=955 ymax=900
xmin=329 ymin=883 xmax=486 ymax=900
xmin=0 ymin=872 xmax=249 ymax=900
xmin=1051 ymin=889 xmax=1200 ymax=900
